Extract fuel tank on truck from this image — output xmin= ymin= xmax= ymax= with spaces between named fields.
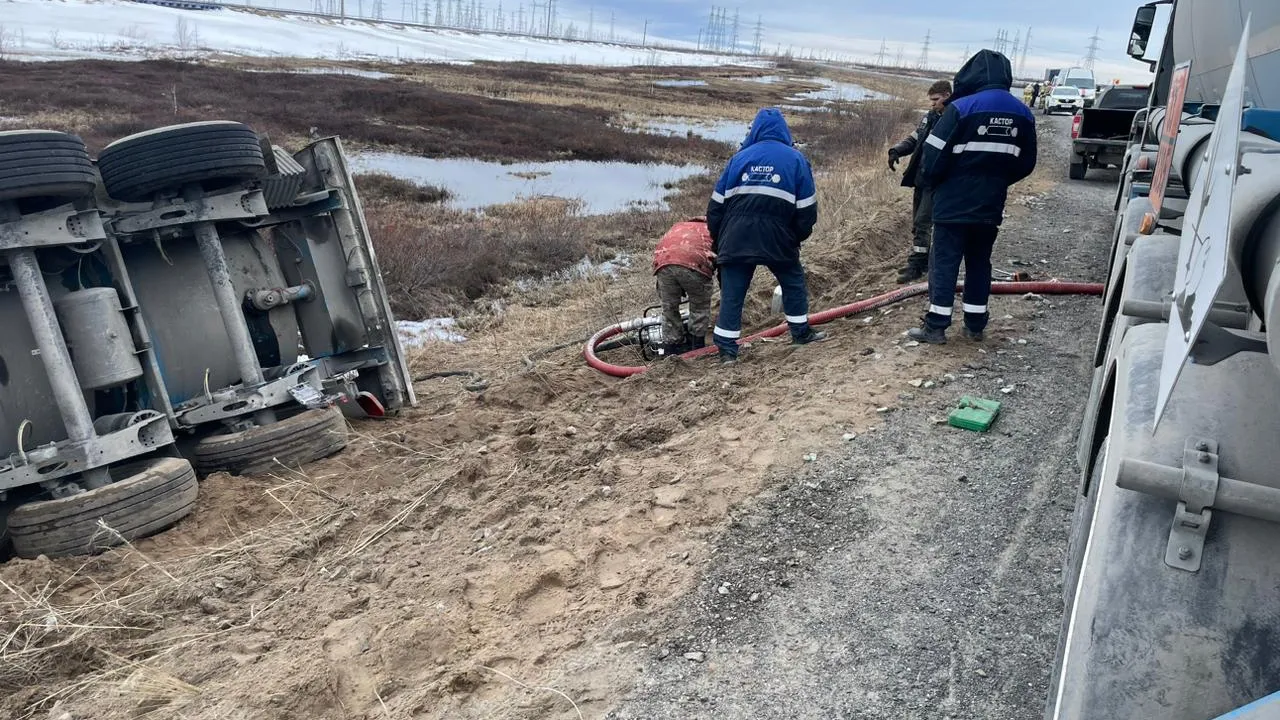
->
xmin=1172 ymin=0 xmax=1280 ymax=108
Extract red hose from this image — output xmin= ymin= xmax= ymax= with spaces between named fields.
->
xmin=583 ymin=280 xmax=1104 ymax=378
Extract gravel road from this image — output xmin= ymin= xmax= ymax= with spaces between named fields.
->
xmin=608 ymin=113 xmax=1116 ymax=720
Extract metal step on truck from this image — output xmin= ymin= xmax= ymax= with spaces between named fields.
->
xmin=1050 ymin=1 xmax=1280 ymax=718
xmin=0 ymin=122 xmax=415 ymax=559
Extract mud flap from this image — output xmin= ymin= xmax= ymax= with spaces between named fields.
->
xmin=282 ymin=138 xmax=416 ymax=413
xmin=1051 ymin=322 xmax=1280 ymax=719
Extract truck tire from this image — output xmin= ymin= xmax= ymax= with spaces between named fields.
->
xmin=98 ymin=121 xmax=266 ymax=202
xmin=8 ymin=457 xmax=198 ymax=558
xmin=1069 ymin=158 xmax=1087 ymax=180
xmin=0 ymin=130 xmax=96 ymax=204
xmin=193 ymin=406 xmax=348 ymax=476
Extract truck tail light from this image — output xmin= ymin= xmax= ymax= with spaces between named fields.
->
xmin=1071 ymin=114 xmax=1082 ymax=139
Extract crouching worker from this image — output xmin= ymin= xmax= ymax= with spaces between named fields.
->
xmin=652 ymin=217 xmax=715 ymax=355
xmin=707 ymin=107 xmax=826 ymax=365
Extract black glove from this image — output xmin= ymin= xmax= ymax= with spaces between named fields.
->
xmin=888 ymin=148 xmax=901 ymax=171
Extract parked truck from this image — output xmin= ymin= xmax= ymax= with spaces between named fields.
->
xmin=1050 ymin=0 xmax=1280 ymax=718
xmin=1068 ymin=83 xmax=1151 ymax=180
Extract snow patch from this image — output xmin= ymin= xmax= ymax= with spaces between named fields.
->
xmin=3 ymin=0 xmax=762 ymax=67
xmin=653 ymin=79 xmax=708 ymax=87
xmin=514 ymin=254 xmax=632 ymax=291
xmin=397 ymin=318 xmax=465 ymax=347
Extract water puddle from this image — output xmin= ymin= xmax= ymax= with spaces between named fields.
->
xmin=295 ymin=67 xmax=397 ymax=79
xmin=349 ymin=153 xmax=705 ymax=215
xmin=634 ymin=116 xmax=749 ymax=146
xmin=789 ymin=79 xmax=893 ymax=102
xmin=397 ymin=318 xmax=465 ymax=348
xmin=244 ymin=66 xmax=397 ymax=79
xmin=654 ymin=79 xmax=709 ymax=87
xmin=741 ymin=75 xmax=785 ymax=84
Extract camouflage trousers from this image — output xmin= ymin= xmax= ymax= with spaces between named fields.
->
xmin=655 ymin=265 xmax=713 ymax=344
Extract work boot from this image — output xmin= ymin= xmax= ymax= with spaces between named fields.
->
xmin=964 ymin=328 xmax=984 ymax=342
xmin=896 ymin=265 xmax=926 ymax=284
xmin=791 ymin=328 xmax=829 ymax=345
xmin=718 ymin=351 xmax=739 ymax=365
xmin=907 ymin=326 xmax=947 ymax=345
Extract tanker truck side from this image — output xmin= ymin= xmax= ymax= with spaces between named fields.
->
xmin=1049 ymin=1 xmax=1280 ymax=718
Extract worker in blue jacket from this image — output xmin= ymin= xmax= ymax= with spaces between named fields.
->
xmin=908 ymin=49 xmax=1037 ymax=344
xmin=707 ymin=107 xmax=827 ymax=364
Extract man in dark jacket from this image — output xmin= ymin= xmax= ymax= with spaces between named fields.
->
xmin=908 ymin=49 xmax=1037 ymax=344
xmin=888 ymin=79 xmax=953 ymax=283
xmin=707 ymin=107 xmax=826 ymax=364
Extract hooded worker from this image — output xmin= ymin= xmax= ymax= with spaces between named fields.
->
xmin=887 ymin=79 xmax=953 ymax=283
xmin=706 ymin=107 xmax=827 ymax=364
xmin=908 ymin=49 xmax=1038 ymax=344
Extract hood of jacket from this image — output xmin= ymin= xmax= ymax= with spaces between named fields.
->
xmin=952 ymin=49 xmax=1014 ymax=100
xmin=741 ymin=107 xmax=793 ymax=148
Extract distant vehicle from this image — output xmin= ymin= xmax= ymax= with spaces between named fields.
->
xmin=1060 ymin=67 xmax=1099 ymax=106
xmin=1046 ymin=67 xmax=1062 ymax=83
xmin=1068 ymin=84 xmax=1152 ymax=179
xmin=1044 ymin=86 xmax=1084 ymax=114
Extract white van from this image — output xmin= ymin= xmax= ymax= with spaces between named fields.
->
xmin=1059 ymin=67 xmax=1098 ymax=107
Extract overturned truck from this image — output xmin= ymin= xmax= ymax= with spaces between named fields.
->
xmin=1052 ymin=1 xmax=1280 ymax=718
xmin=0 ymin=122 xmax=414 ymax=559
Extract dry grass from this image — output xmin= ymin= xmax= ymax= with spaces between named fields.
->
xmin=354 ymin=173 xmax=451 ymax=205
xmin=0 ymin=478 xmax=353 ymax=718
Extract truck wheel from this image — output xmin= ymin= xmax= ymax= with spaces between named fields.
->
xmin=98 ymin=121 xmax=266 ymax=202
xmin=8 ymin=457 xmax=198 ymax=558
xmin=1069 ymin=159 xmax=1087 ymax=180
xmin=193 ymin=406 xmax=348 ymax=476
xmin=0 ymin=130 xmax=96 ymax=204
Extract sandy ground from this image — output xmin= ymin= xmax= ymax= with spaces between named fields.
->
xmin=0 ymin=109 xmax=1109 ymax=720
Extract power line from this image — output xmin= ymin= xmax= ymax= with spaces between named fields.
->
xmin=1019 ymin=27 xmax=1032 ymax=76
xmin=875 ymin=37 xmax=887 ymax=66
xmin=895 ymin=43 xmax=904 ymax=67
xmin=1084 ymin=25 xmax=1101 ymax=70
xmin=916 ymin=28 xmax=930 ymax=69
xmin=752 ymin=15 xmax=763 ymax=56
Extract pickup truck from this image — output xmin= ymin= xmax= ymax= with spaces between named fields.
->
xmin=1068 ymin=84 xmax=1151 ymax=179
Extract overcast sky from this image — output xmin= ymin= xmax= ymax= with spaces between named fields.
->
xmin=257 ymin=0 xmax=1158 ymax=82
xmin=568 ymin=0 xmax=1157 ymax=82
